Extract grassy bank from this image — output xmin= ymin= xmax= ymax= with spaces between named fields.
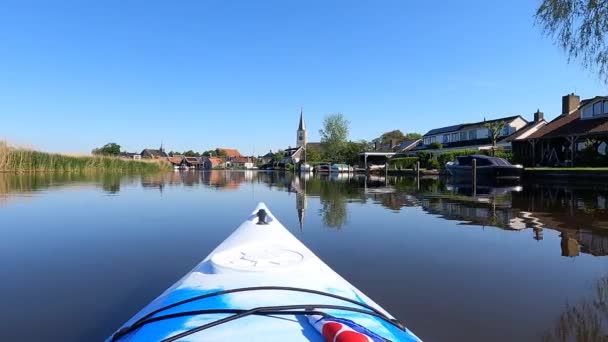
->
xmin=0 ymin=142 xmax=170 ymax=173
xmin=525 ymin=167 xmax=608 ymax=171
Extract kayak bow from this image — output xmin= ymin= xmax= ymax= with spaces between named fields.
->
xmin=108 ymin=203 xmax=422 ymax=342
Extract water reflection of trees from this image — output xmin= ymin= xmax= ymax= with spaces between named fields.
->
xmin=543 ymin=276 xmax=608 ymax=342
xmin=3 ymin=171 xmax=608 ymax=257
xmin=293 ymin=175 xmax=364 ymax=229
xmin=0 ymin=172 xmax=140 ymax=199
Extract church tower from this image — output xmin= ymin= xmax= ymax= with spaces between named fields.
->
xmin=296 ymin=107 xmax=307 ymax=148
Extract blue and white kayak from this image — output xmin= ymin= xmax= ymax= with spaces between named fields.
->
xmin=108 ymin=203 xmax=422 ymax=342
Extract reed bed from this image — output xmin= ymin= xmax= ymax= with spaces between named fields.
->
xmin=0 ymin=142 xmax=170 ymax=173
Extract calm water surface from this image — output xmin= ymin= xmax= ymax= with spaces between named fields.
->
xmin=0 ymin=171 xmax=607 ymax=341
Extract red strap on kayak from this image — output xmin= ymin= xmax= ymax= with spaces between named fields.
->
xmin=308 ymin=314 xmax=387 ymax=342
xmin=322 ymin=321 xmax=371 ymax=342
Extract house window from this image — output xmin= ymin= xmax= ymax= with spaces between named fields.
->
xmin=430 ymin=136 xmax=436 ymax=143
xmin=460 ymin=131 xmax=467 ymax=141
xmin=583 ymin=105 xmax=593 ymax=119
xmin=443 ymin=134 xmax=449 ymax=143
xmin=604 ymin=101 xmax=608 ymax=114
xmin=424 ymin=137 xmax=429 ymax=145
xmin=451 ymin=133 xmax=459 ymax=142
xmin=501 ymin=126 xmax=510 ymax=136
xmin=468 ymin=130 xmax=477 ymax=140
xmin=594 ymin=101 xmax=603 ymax=116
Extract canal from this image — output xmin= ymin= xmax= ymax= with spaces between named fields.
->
xmin=0 ymin=171 xmax=606 ymax=341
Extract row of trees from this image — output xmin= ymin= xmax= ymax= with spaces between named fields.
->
xmin=92 ymin=143 xmax=121 ymax=156
xmin=168 ymin=149 xmax=229 ymax=157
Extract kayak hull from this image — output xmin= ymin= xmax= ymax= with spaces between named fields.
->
xmin=109 ymin=203 xmax=422 ymax=341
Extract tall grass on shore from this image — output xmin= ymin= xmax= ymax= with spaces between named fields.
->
xmin=0 ymin=142 xmax=170 ymax=173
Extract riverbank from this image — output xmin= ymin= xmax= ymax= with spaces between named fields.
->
xmin=0 ymin=142 xmax=170 ymax=173
xmin=523 ymin=167 xmax=608 ymax=180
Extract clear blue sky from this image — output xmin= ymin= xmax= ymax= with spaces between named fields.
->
xmin=1 ymin=0 xmax=606 ymax=155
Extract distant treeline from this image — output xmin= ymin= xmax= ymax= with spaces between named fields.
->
xmin=0 ymin=142 xmax=170 ymax=173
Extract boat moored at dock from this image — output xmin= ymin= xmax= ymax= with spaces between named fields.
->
xmin=330 ymin=164 xmax=353 ymax=173
xmin=446 ymin=154 xmax=523 ymax=182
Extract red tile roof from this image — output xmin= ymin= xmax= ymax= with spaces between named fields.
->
xmin=217 ymin=148 xmax=241 ymax=157
xmin=168 ymin=156 xmax=184 ymax=165
xmin=206 ymin=157 xmax=223 ymax=166
xmin=231 ymin=157 xmax=250 ymax=163
xmin=527 ymin=110 xmax=608 ymax=139
xmin=184 ymin=157 xmax=201 ymax=164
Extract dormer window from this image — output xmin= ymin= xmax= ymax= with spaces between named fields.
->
xmin=582 ymin=99 xmax=608 ymax=119
xmin=594 ymin=102 xmax=602 ymax=115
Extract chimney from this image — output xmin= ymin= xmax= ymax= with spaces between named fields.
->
xmin=374 ymin=141 xmax=378 ymax=150
xmin=562 ymin=93 xmax=580 ymax=115
xmin=534 ymin=109 xmax=544 ymax=122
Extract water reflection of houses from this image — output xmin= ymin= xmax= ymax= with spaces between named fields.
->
xmin=417 ymin=182 xmax=608 ymax=257
xmin=420 ymin=185 xmax=525 ymax=230
xmin=511 ymin=183 xmax=608 ymax=256
xmin=139 ymin=171 xmax=607 ymax=257
xmin=201 ymin=171 xmax=246 ymax=190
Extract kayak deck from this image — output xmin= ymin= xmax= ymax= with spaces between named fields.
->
xmin=109 ymin=203 xmax=422 ymax=341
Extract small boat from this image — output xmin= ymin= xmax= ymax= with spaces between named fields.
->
xmin=313 ymin=163 xmax=331 ymax=173
xmin=368 ymin=164 xmax=386 ymax=172
xmin=330 ymin=164 xmax=352 ymax=173
xmin=108 ymin=203 xmax=422 ymax=342
xmin=446 ymin=154 xmax=523 ymax=182
xmin=300 ymin=163 xmax=313 ymax=173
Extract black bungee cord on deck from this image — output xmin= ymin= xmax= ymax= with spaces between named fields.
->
xmin=111 ymin=286 xmax=405 ymax=341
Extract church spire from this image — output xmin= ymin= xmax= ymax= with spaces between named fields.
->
xmin=298 ymin=107 xmax=305 ymax=131
xmin=296 ymin=107 xmax=307 ymax=148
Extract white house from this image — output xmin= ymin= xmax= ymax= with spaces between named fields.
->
xmin=413 ymin=114 xmax=544 ymax=153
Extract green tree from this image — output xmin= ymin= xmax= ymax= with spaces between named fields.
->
xmin=201 ymin=150 xmax=215 ymax=156
xmin=404 ymin=132 xmax=422 ymax=140
xmin=304 ymin=147 xmax=322 ymax=163
xmin=340 ymin=140 xmax=369 ymax=165
xmin=319 ymin=113 xmax=350 ymax=162
xmin=215 ymin=148 xmax=227 ymax=157
xmin=429 ymin=141 xmax=442 ymax=149
xmin=379 ymin=130 xmax=405 ymax=143
xmin=92 ymin=143 xmax=121 ymax=156
xmin=536 ymin=0 xmax=608 ymax=83
xmin=484 ymin=120 xmax=507 ymax=153
xmin=183 ymin=150 xmax=200 ymax=157
xmin=273 ymin=150 xmax=285 ymax=162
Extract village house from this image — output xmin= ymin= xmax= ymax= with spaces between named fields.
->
xmin=282 ymin=146 xmax=304 ymax=165
xmin=141 ymin=145 xmax=168 ymax=159
xmin=412 ymin=114 xmax=545 ymax=154
xmin=216 ymin=148 xmax=242 ymax=161
xmin=513 ymin=93 xmax=608 ymax=166
xmin=167 ymin=155 xmax=184 ymax=166
xmin=121 ymin=152 xmax=142 ymax=160
xmin=230 ymin=156 xmax=254 ymax=169
xmin=374 ymin=138 xmax=421 ymax=154
xmin=202 ymin=156 xmax=224 ymax=170
xmin=183 ymin=156 xmax=202 ymax=169
xmin=259 ymin=150 xmax=275 ymax=165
